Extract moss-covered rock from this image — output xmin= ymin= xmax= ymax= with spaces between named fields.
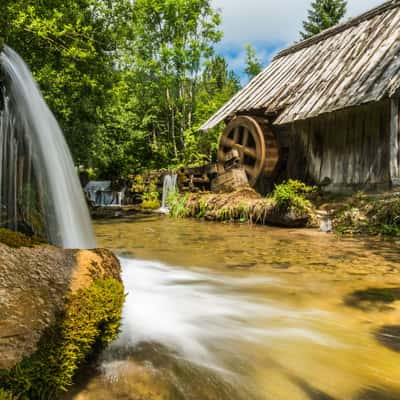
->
xmin=0 ymin=279 xmax=124 ymax=399
xmin=168 ymin=182 xmax=317 ymax=228
xmin=0 ymin=246 xmax=124 ymax=400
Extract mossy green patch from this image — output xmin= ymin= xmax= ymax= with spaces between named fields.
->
xmin=0 ymin=278 xmax=125 ymax=399
xmin=141 ymin=199 xmax=161 ymax=210
xmin=0 ymin=228 xmax=45 ymax=248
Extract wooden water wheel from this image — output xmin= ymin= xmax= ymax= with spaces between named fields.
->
xmin=218 ymin=116 xmax=279 ymax=186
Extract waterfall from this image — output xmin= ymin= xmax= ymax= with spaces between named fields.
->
xmin=159 ymin=174 xmax=177 ymax=213
xmin=84 ymin=181 xmax=125 ymax=206
xmin=0 ymin=46 xmax=95 ymax=249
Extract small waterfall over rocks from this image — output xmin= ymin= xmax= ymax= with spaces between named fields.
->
xmin=84 ymin=181 xmax=125 ymax=206
xmin=159 ymin=174 xmax=177 ymax=213
xmin=0 ymin=46 xmax=95 ymax=249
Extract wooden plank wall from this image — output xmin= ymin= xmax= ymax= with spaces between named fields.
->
xmin=390 ymin=97 xmax=400 ymax=186
xmin=285 ymin=99 xmax=391 ymax=191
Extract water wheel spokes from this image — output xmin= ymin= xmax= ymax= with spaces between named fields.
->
xmin=218 ymin=116 xmax=267 ymax=186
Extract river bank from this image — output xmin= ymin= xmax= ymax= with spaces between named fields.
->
xmin=318 ymin=191 xmax=400 ymax=236
xmin=116 ymin=178 xmax=400 ymax=236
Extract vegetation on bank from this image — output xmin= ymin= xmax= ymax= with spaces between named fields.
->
xmin=139 ymin=178 xmax=161 ymax=210
xmin=0 ymin=278 xmax=124 ymax=399
xmin=166 ymin=179 xmax=400 ymax=237
xmin=329 ymin=192 xmax=400 ymax=236
xmin=168 ymin=180 xmax=317 ymax=227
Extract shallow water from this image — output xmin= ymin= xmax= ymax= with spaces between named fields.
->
xmin=68 ymin=215 xmax=400 ymax=400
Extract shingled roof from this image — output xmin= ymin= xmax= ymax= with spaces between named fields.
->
xmin=200 ymin=0 xmax=400 ymax=131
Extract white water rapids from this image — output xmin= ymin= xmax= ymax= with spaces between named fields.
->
xmin=98 ymin=256 xmax=335 ymax=397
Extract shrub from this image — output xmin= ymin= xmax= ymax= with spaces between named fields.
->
xmin=141 ymin=178 xmax=160 ymax=208
xmin=272 ymin=180 xmax=316 ymax=215
xmin=130 ymin=175 xmax=145 ymax=193
xmin=372 ymin=198 xmax=400 ymax=234
xmin=141 ymin=199 xmax=161 ymax=210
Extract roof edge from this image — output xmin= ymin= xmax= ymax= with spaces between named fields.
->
xmin=275 ymin=0 xmax=400 ymax=59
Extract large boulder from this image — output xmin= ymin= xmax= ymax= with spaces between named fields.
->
xmin=0 ymin=231 xmax=124 ymax=399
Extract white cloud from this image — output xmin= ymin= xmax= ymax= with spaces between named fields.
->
xmin=213 ymin=0 xmax=385 ymax=78
xmin=214 ymin=0 xmax=384 ymax=46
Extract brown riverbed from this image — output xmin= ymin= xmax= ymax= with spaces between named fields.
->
xmin=67 ymin=214 xmax=400 ymax=400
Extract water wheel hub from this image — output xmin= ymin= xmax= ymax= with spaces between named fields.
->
xmin=218 ymin=116 xmax=279 ymax=186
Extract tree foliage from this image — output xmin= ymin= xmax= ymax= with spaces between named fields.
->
xmin=301 ymin=0 xmax=347 ymax=39
xmin=1 ymin=0 xmax=133 ymax=166
xmin=244 ymin=44 xmax=262 ymax=80
xmin=126 ymin=0 xmax=233 ymax=168
xmin=1 ymin=0 xmax=240 ymax=178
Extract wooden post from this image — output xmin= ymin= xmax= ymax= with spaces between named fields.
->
xmin=390 ymin=97 xmax=400 ymax=186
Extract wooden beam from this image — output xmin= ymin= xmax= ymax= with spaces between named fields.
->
xmin=390 ymin=97 xmax=400 ymax=186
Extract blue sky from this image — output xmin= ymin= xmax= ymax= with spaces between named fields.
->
xmin=212 ymin=0 xmax=384 ymax=83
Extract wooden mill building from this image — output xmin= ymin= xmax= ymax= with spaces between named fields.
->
xmin=200 ymin=0 xmax=400 ymax=193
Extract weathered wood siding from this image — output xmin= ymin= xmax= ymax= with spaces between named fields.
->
xmin=390 ymin=97 xmax=400 ymax=185
xmin=285 ymin=100 xmax=392 ymax=190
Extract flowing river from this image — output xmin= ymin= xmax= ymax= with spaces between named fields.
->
xmin=67 ymin=215 xmax=400 ymax=400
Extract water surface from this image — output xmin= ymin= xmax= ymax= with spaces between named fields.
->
xmin=68 ymin=215 xmax=400 ymax=400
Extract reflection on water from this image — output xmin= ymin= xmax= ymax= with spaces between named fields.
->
xmin=67 ymin=215 xmax=400 ymax=400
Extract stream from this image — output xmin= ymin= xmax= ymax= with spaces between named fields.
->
xmin=67 ymin=215 xmax=400 ymax=400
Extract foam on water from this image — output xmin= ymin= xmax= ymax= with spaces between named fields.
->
xmin=109 ymin=257 xmax=334 ymax=373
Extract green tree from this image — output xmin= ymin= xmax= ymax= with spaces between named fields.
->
xmin=182 ymin=55 xmax=240 ymax=165
xmin=244 ymin=44 xmax=262 ymax=80
xmin=128 ymin=0 xmax=222 ymax=163
xmin=1 ymin=0 xmax=240 ymax=177
xmin=301 ymin=0 xmax=347 ymax=39
xmin=1 ymin=0 xmax=134 ymax=166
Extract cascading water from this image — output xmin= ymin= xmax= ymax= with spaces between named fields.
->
xmin=159 ymin=173 xmax=177 ymax=213
xmin=84 ymin=181 xmax=126 ymax=207
xmin=0 ymin=46 xmax=95 ymax=249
